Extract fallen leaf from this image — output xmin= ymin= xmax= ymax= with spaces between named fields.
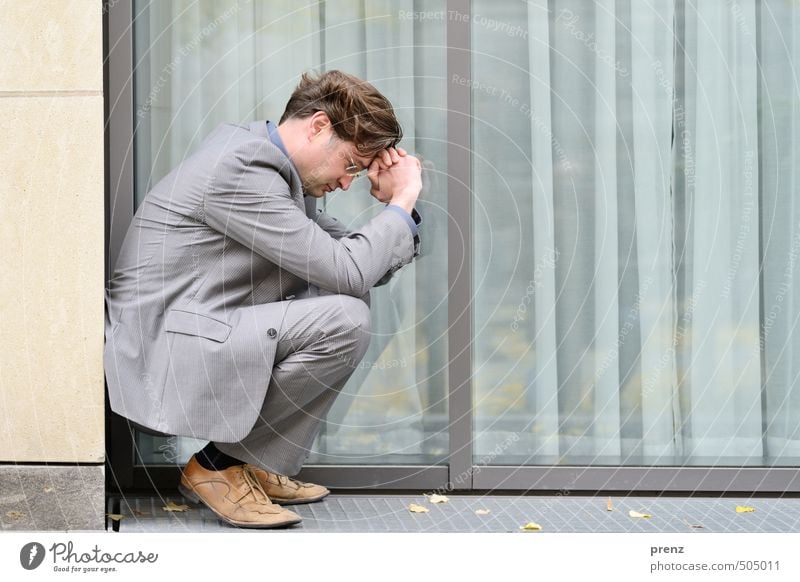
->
xmin=606 ymin=497 xmax=613 ymax=511
xmin=475 ymin=509 xmax=491 ymax=515
xmin=106 ymin=513 xmax=125 ymax=521
xmin=408 ymin=503 xmax=429 ymax=513
xmin=5 ymin=510 xmax=25 ymax=521
xmin=519 ymin=522 xmax=542 ymax=530
xmin=629 ymin=510 xmax=652 ymax=518
xmin=43 ymin=487 xmax=53 ymax=493
xmin=736 ymin=506 xmax=755 ymax=513
xmin=426 ymin=493 xmax=449 ymax=504
xmin=682 ymin=517 xmax=704 ymax=529
xmin=162 ymin=501 xmax=190 ymax=512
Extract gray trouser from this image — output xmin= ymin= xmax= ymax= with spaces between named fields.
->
xmin=214 ymin=291 xmax=371 ymax=476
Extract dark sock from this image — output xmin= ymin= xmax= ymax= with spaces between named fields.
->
xmin=195 ymin=442 xmax=243 ymax=471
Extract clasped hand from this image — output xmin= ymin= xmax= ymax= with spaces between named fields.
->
xmin=367 ymin=147 xmax=422 ymax=213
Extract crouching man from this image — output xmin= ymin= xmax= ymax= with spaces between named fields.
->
xmin=104 ymin=70 xmax=422 ymax=528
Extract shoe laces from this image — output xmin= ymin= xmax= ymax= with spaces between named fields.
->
xmin=272 ymin=473 xmax=307 ymax=489
xmin=241 ymin=465 xmax=271 ymax=503
xmin=244 ymin=464 xmax=295 ymax=488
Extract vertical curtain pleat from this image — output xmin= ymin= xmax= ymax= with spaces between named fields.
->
xmin=683 ymin=0 xmax=761 ymax=457
xmin=630 ymin=0 xmax=676 ymax=459
xmin=590 ymin=0 xmax=622 ymax=458
xmin=254 ymin=0 xmax=321 ymax=120
xmin=760 ymin=0 xmax=800 ymax=459
xmin=528 ymin=0 xmax=560 ymax=457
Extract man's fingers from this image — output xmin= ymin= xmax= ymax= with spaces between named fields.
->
xmin=367 ymin=160 xmax=383 ymax=185
xmin=367 ymin=151 xmax=422 ymax=202
xmin=376 ymin=147 xmax=408 ymax=168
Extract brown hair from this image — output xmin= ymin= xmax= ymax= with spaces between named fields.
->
xmin=279 ymin=70 xmax=403 ymax=156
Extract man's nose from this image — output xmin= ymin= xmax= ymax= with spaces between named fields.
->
xmin=339 ymin=175 xmax=354 ymax=191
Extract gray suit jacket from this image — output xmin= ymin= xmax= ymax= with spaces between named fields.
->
xmin=104 ymin=120 xmax=418 ymax=442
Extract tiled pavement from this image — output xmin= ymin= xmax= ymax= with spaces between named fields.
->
xmin=108 ymin=493 xmax=800 ymax=533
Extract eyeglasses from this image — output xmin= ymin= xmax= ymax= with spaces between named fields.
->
xmin=344 ymin=152 xmax=368 ymax=179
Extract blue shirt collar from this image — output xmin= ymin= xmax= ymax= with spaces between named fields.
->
xmin=266 ymin=120 xmax=289 ymax=157
xmin=266 ymin=120 xmax=304 ymax=192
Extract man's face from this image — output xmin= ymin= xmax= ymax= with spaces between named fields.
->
xmin=299 ymin=128 xmax=373 ymax=198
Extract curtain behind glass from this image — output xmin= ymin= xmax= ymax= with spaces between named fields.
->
xmin=473 ymin=0 xmax=800 ymax=467
xmin=132 ymin=0 xmax=448 ymax=465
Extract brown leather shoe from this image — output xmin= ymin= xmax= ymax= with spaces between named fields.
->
xmin=245 ymin=464 xmax=330 ymax=505
xmin=179 ymin=456 xmax=302 ymax=528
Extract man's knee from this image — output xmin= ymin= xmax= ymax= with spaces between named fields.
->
xmin=334 ymin=294 xmax=371 ymax=336
xmin=303 ymin=293 xmax=370 ymax=340
xmin=276 ymin=294 xmax=372 ymax=372
xmin=324 ymin=295 xmax=371 ymax=364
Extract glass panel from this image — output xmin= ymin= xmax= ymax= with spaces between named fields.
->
xmin=472 ymin=0 xmax=800 ymax=467
xmin=132 ymin=0 xmax=448 ymax=466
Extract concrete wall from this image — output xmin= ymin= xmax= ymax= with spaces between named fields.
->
xmin=0 ymin=0 xmax=105 ymax=530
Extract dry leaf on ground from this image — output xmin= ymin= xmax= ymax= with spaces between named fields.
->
xmin=519 ymin=522 xmax=542 ymax=530
xmin=735 ymin=506 xmax=755 ymax=513
xmin=475 ymin=509 xmax=491 ymax=515
xmin=606 ymin=497 xmax=613 ymax=511
xmin=408 ymin=503 xmax=429 ymax=513
xmin=5 ymin=510 xmax=25 ymax=521
xmin=426 ymin=494 xmax=449 ymax=504
xmin=162 ymin=501 xmax=190 ymax=512
xmin=629 ymin=510 xmax=652 ymax=518
xmin=106 ymin=513 xmax=125 ymax=521
xmin=682 ymin=517 xmax=704 ymax=528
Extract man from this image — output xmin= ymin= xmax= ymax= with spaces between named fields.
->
xmin=104 ymin=70 xmax=423 ymax=528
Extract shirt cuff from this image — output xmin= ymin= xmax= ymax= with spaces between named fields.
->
xmin=384 ymin=204 xmax=419 ymax=238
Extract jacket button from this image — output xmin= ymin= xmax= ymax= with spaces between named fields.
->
xmin=267 ymin=328 xmax=277 ymax=339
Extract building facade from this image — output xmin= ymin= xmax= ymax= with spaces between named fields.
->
xmin=4 ymin=0 xmax=800 ymax=531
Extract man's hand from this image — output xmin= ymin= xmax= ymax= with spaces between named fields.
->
xmin=367 ymin=146 xmax=422 ymax=214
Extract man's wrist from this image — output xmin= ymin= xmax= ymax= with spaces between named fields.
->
xmin=389 ymin=189 xmax=420 ymax=214
xmin=384 ymin=204 xmax=418 ymax=237
xmin=389 ymin=199 xmax=415 ymax=214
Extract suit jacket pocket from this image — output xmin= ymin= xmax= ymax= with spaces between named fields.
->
xmin=164 ymin=309 xmax=232 ymax=343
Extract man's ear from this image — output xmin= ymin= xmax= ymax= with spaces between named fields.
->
xmin=307 ymin=111 xmax=331 ymax=141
